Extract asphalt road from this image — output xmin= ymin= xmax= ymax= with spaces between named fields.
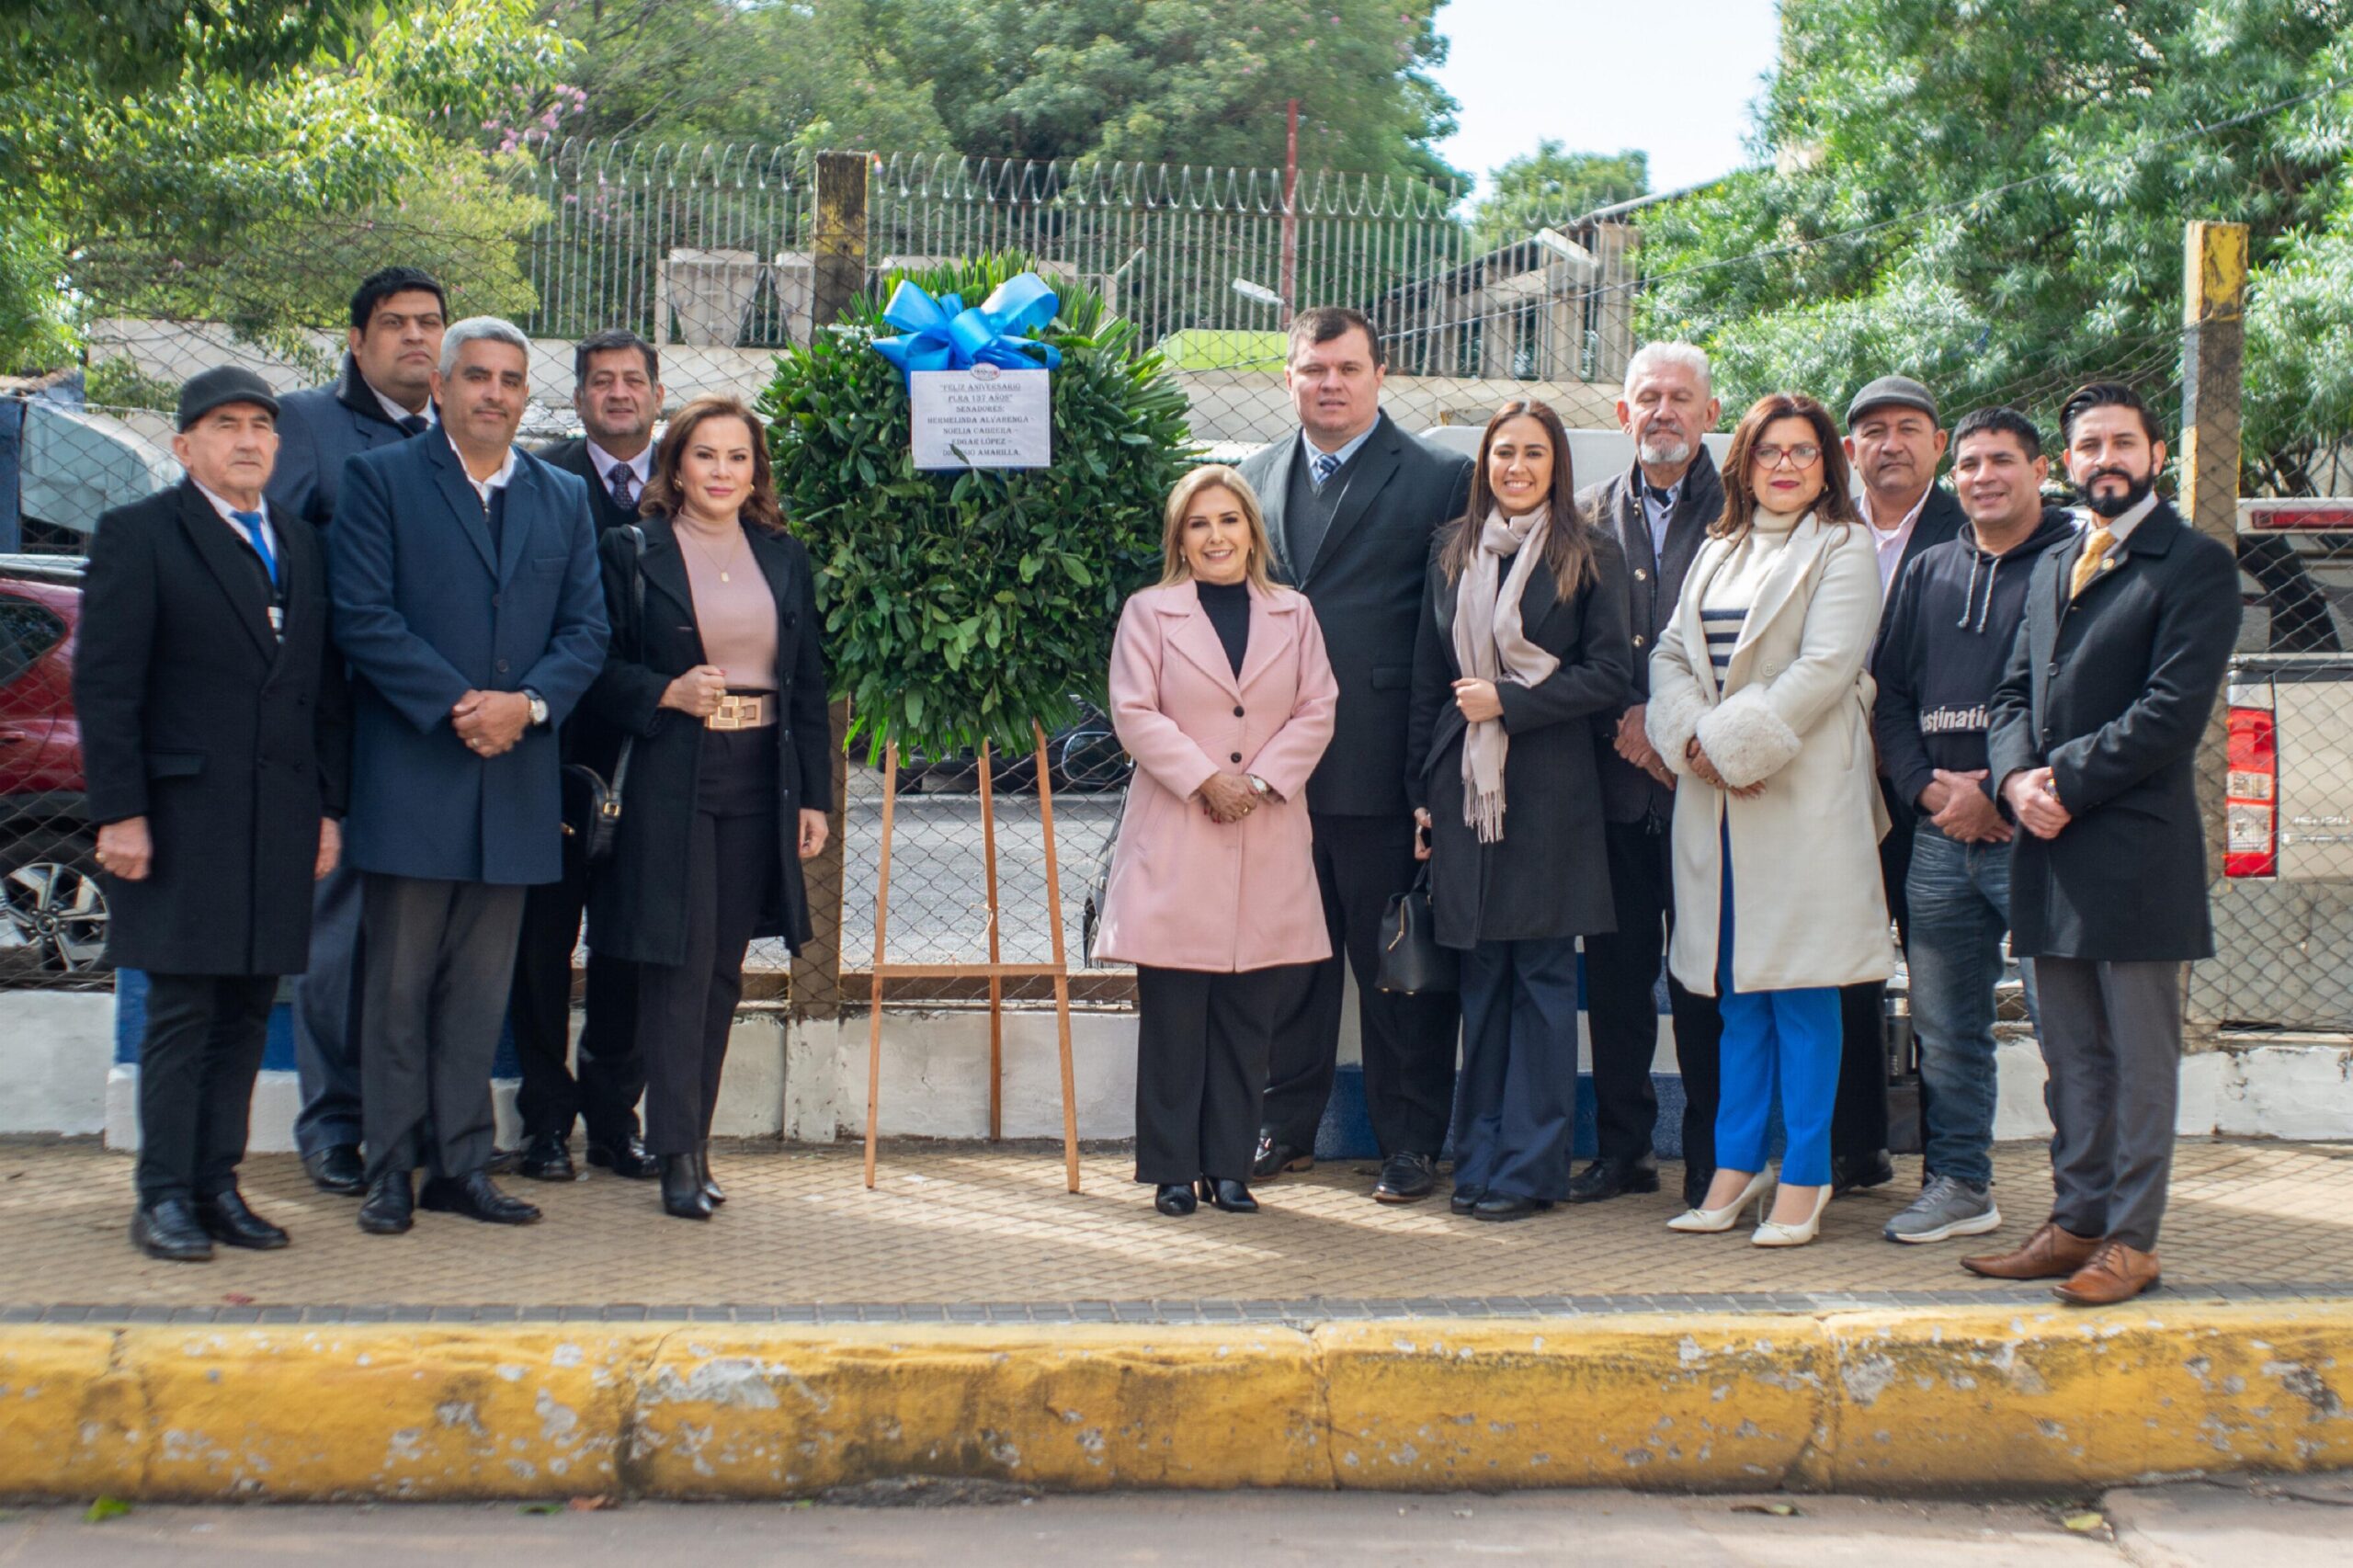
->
xmin=5 ymin=1475 xmax=2347 ymax=1566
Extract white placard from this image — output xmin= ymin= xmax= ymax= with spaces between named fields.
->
xmin=909 ymin=366 xmax=1051 ymax=471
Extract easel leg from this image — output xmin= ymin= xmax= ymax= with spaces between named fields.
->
xmin=1034 ymin=722 xmax=1081 ymax=1194
xmin=979 ymin=740 xmax=1004 ymax=1142
xmin=863 ymin=739 xmax=900 ymax=1190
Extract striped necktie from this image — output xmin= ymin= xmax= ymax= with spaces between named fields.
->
xmin=1311 ymin=450 xmax=1342 ymax=489
xmin=229 ymin=509 xmax=278 ymax=588
xmin=2069 ymin=525 xmax=2115 ymax=598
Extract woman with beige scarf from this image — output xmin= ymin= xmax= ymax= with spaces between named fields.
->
xmin=1405 ymin=401 xmax=1631 ymax=1221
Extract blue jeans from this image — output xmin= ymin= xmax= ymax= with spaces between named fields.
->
xmin=1904 ymin=820 xmax=2036 ymax=1189
xmin=1714 ymin=822 xmax=1841 ymax=1187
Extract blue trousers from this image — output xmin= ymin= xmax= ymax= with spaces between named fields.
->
xmin=1714 ymin=824 xmax=1841 ymax=1187
xmin=1450 ymin=935 xmax=1583 ymax=1201
xmin=1905 ymin=821 xmax=2039 ymax=1188
xmin=290 ymin=862 xmax=367 ymax=1156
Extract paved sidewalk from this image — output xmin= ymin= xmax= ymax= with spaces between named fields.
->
xmin=4 ymin=1136 xmax=2347 ymax=1319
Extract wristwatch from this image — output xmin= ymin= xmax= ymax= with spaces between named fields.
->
xmin=524 ymin=689 xmax=549 ymax=729
xmin=1246 ymin=774 xmax=1272 ymax=799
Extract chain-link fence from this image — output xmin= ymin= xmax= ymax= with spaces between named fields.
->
xmin=8 ymin=142 xmax=2353 ymax=1043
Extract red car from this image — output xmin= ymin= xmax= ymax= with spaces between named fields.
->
xmin=0 ymin=556 xmax=105 ymax=977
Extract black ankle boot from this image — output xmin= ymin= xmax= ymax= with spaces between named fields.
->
xmin=1154 ymin=1182 xmax=1198 ymax=1215
xmin=698 ymin=1140 xmax=725 ymax=1206
xmin=1197 ymin=1176 xmax=1258 ymax=1213
xmin=660 ymin=1153 xmax=712 ymax=1220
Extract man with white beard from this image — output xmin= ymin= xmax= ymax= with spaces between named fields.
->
xmin=1573 ymin=343 xmax=1729 ymax=1210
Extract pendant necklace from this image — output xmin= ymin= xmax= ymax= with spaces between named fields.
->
xmin=683 ymin=518 xmax=746 ymax=583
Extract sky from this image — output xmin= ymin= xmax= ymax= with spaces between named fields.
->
xmin=1429 ymin=0 xmax=1783 ymax=197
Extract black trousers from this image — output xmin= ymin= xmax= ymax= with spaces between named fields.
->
xmin=510 ymin=840 xmax=642 ymax=1147
xmin=1832 ymin=780 xmax=1914 ymax=1158
xmin=637 ymin=728 xmax=778 ymax=1156
xmin=135 ymin=972 xmax=277 ymax=1205
xmin=360 ymin=874 xmax=528 ymax=1182
xmin=1261 ymin=812 xmax=1460 ymax=1158
xmin=1134 ymin=963 xmax=1305 ymax=1185
xmin=1582 ymin=818 xmax=1724 ymax=1170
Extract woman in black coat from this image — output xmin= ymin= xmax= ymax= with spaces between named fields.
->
xmin=1405 ymin=399 xmax=1631 ymax=1221
xmin=584 ymin=395 xmax=831 ymax=1219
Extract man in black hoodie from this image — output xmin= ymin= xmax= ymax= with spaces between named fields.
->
xmin=1871 ymin=405 xmax=2075 ymax=1244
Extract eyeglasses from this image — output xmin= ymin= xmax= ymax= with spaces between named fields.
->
xmin=1752 ymin=443 xmax=1823 ymax=470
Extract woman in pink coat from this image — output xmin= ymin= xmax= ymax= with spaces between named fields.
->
xmin=1095 ymin=464 xmax=1339 ymax=1217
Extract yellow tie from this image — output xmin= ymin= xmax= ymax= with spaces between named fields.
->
xmin=2069 ymin=525 xmax=2115 ymax=599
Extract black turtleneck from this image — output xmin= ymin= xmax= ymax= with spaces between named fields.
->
xmin=1197 ymin=577 xmax=1250 ymax=675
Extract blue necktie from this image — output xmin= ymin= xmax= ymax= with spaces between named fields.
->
xmin=229 ymin=510 xmax=278 ymax=588
xmin=1311 ymin=451 xmax=1342 ymax=489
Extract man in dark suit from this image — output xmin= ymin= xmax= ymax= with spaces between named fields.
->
xmin=1970 ymin=381 xmax=2240 ymax=1306
xmin=1835 ymin=374 xmax=1968 ymax=1197
xmin=1574 ymin=342 xmax=1728 ymax=1210
xmin=271 ymin=267 xmax=447 ymax=1199
xmin=1235 ymin=306 xmax=1473 ymax=1203
xmin=506 ymin=328 xmax=665 ymax=1183
xmin=76 ymin=369 xmax=350 ymax=1260
xmin=327 ymin=316 xmax=608 ymax=1235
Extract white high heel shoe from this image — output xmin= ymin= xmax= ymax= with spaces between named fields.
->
xmin=1752 ymin=1181 xmax=1834 ymax=1247
xmin=1666 ymin=1169 xmax=1772 ymax=1233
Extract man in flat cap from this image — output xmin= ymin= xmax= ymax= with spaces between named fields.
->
xmin=76 ymin=367 xmax=351 ymax=1261
xmin=1834 ymin=373 xmax=1965 ymax=1198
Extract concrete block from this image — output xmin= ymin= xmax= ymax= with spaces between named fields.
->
xmin=0 ymin=991 xmax=111 ymax=1135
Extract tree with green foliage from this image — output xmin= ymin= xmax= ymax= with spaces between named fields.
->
xmin=760 ymin=253 xmax=1191 ymax=758
xmin=881 ymin=0 xmax=1461 ymax=180
xmin=1473 ymin=142 xmax=1648 ymax=248
xmin=0 ymin=0 xmax=573 ymax=371
xmin=1637 ymin=0 xmax=2353 ymax=486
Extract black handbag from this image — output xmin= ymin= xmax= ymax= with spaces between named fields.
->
xmin=561 ymin=526 xmax=646 ymax=863
xmin=1377 ymin=860 xmax=1456 ymax=994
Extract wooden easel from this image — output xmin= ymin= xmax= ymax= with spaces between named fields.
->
xmin=863 ymin=720 xmax=1081 ymax=1192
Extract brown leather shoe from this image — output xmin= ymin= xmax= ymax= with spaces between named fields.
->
xmin=1959 ymin=1219 xmax=2101 ymax=1280
xmin=2053 ymin=1241 xmax=2161 ymax=1306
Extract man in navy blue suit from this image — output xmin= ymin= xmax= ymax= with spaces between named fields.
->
xmin=272 ymin=267 xmax=446 ymax=1199
xmin=326 ymin=316 xmax=608 ymax=1234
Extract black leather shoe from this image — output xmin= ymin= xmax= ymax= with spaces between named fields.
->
xmin=1154 ymin=1183 xmax=1198 ymax=1216
xmin=131 ymin=1199 xmax=214 ymax=1262
xmin=419 ymin=1170 xmax=542 ymax=1225
xmin=1250 ymin=1131 xmax=1313 ymax=1179
xmin=1682 ymin=1166 xmax=1716 ymax=1211
xmin=1833 ymin=1149 xmax=1897 ymax=1197
xmin=1449 ymin=1187 xmax=1485 ymax=1216
xmin=698 ymin=1142 xmax=726 ymax=1206
xmin=484 ymin=1146 xmax=521 ymax=1176
xmin=1472 ymin=1193 xmax=1553 ymax=1222
xmin=587 ymin=1136 xmax=659 ymax=1180
xmin=196 ymin=1188 xmax=289 ymax=1250
xmin=1198 ymin=1176 xmax=1259 ymax=1213
xmin=1372 ymin=1151 xmax=1438 ymax=1204
xmin=1565 ymin=1155 xmax=1661 ymax=1205
xmin=660 ymin=1153 xmax=713 ymax=1220
xmin=302 ymin=1144 xmax=365 ymax=1196
xmin=357 ymin=1170 xmax=415 ymax=1234
xmin=517 ymin=1131 xmax=575 ymax=1183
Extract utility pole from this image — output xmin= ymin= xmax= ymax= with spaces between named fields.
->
xmin=1280 ymin=98 xmax=1300 ymax=324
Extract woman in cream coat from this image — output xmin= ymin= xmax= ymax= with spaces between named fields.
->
xmin=1645 ymin=392 xmax=1892 ymax=1247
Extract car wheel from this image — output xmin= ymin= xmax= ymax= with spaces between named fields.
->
xmin=0 ymin=829 xmax=110 ymax=977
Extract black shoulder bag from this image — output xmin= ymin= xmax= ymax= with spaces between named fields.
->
xmin=561 ymin=525 xmax=646 ymax=862
xmin=1377 ymin=859 xmax=1456 ymax=994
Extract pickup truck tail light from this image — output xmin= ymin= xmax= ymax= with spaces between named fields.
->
xmin=2226 ymin=705 xmax=2277 ymax=879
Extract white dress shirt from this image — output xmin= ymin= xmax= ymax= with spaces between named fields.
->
xmin=1299 ymin=421 xmax=1378 ymax=487
xmin=585 ymin=438 xmax=654 ymax=505
xmin=372 ymin=382 xmax=436 ymax=428
xmin=448 ymin=435 xmax=517 ymax=508
xmin=192 ymin=482 xmax=284 ymax=633
xmin=1860 ymin=486 xmax=1930 ymax=598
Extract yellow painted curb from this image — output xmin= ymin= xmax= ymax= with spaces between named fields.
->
xmin=0 ymin=1304 xmax=2347 ymax=1500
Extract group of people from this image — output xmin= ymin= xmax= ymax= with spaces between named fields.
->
xmin=1093 ymin=307 xmax=2239 ymax=1306
xmin=84 ymin=267 xmax=834 ymax=1263
xmin=83 ymin=267 xmax=2239 ymax=1310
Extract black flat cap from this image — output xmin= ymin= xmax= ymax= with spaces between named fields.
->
xmin=1845 ymin=373 xmax=1938 ymax=428
xmin=176 ymin=366 xmax=280 ymax=430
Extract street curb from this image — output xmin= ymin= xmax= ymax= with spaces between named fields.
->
xmin=2 ymin=1304 xmax=2348 ymax=1499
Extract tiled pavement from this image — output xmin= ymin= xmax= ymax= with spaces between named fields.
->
xmin=3 ymin=1136 xmax=2348 ymax=1323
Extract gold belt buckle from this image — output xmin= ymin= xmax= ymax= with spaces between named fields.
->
xmin=707 ymin=693 xmax=767 ymax=731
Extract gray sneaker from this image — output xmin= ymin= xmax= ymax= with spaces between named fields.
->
xmin=1882 ymin=1174 xmax=2002 ymax=1244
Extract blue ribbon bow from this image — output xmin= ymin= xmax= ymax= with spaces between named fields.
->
xmin=870 ymin=273 xmax=1064 ymax=381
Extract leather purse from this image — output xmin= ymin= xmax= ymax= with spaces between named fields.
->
xmin=561 ymin=526 xmax=646 ymax=864
xmin=1377 ymin=860 xmax=1455 ymax=994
